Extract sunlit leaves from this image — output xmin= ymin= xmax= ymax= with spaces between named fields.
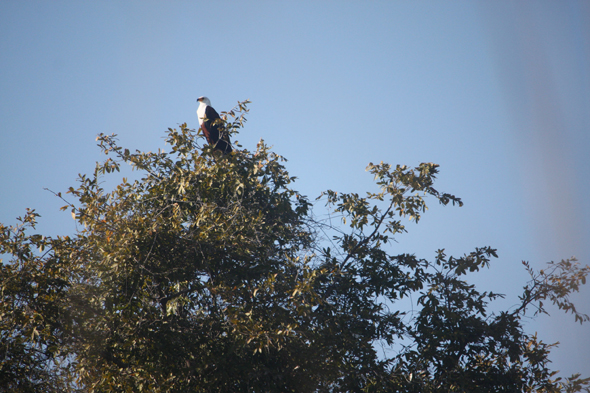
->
xmin=1 ymin=100 xmax=588 ymax=392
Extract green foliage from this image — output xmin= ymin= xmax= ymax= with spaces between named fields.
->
xmin=1 ymin=101 xmax=589 ymax=392
xmin=0 ymin=211 xmax=77 ymax=392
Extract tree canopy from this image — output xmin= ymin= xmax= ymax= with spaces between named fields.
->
xmin=1 ymin=101 xmax=589 ymax=392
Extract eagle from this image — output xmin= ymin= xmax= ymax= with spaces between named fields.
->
xmin=196 ymin=96 xmax=232 ymax=154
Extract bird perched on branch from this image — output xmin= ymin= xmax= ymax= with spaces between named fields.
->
xmin=196 ymin=96 xmax=232 ymax=154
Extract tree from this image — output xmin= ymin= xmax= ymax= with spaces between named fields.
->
xmin=1 ymin=101 xmax=589 ymax=392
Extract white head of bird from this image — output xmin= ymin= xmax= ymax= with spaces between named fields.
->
xmin=196 ymin=96 xmax=211 ymax=106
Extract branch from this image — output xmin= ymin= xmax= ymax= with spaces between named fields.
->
xmin=341 ymin=198 xmax=395 ymax=270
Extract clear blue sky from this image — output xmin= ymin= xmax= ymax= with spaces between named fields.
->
xmin=1 ymin=0 xmax=589 ymax=378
